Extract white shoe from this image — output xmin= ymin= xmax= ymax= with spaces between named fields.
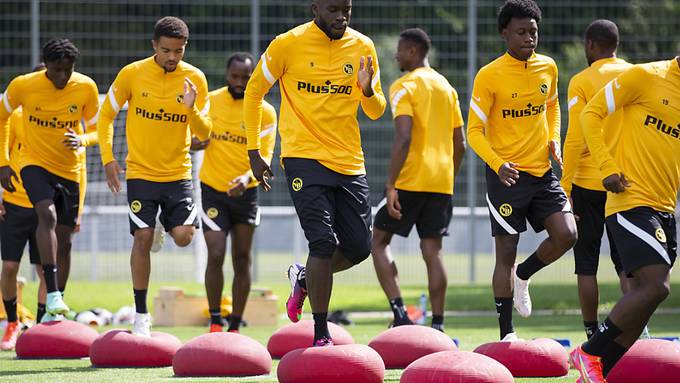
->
xmin=513 ymin=267 xmax=532 ymax=318
xmin=46 ymin=291 xmax=70 ymax=316
xmin=132 ymin=313 xmax=151 ymax=337
xmin=501 ymin=332 xmax=521 ymax=342
xmin=40 ymin=313 xmax=65 ymax=323
xmin=640 ymin=326 xmax=651 ymax=339
xmin=150 ymin=216 xmax=165 ymax=253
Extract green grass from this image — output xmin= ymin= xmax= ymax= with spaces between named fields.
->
xmin=2 ymin=315 xmax=680 ymax=382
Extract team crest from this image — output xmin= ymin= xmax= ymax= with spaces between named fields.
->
xmin=292 ymin=177 xmax=303 ymax=192
xmin=342 ymin=62 xmax=354 ymax=76
xmin=539 ymin=83 xmax=548 ymax=95
xmin=68 ymin=104 xmax=78 ymax=113
xmin=176 ymin=94 xmax=184 ymax=104
xmin=207 ymin=207 xmax=219 ymax=219
xmin=656 ymin=228 xmax=667 ymax=243
xmin=130 ymin=200 xmax=142 ymax=213
xmin=499 ymin=203 xmax=513 ymax=217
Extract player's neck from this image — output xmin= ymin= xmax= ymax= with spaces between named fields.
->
xmin=406 ymin=62 xmax=427 ymax=72
xmin=506 ymin=49 xmax=532 ymax=62
xmin=590 ymin=52 xmax=616 ymax=66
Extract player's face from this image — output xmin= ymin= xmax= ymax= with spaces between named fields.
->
xmin=226 ymin=59 xmax=253 ymax=100
xmin=312 ymin=0 xmax=351 ymax=40
xmin=502 ymin=17 xmax=538 ymax=61
xmin=395 ymin=39 xmax=415 ymax=72
xmin=152 ymin=36 xmax=186 ymax=72
xmin=44 ymin=58 xmax=74 ymax=89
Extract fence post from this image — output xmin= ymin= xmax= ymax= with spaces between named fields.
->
xmin=466 ymin=0 xmax=478 ymax=284
xmin=193 ymin=151 xmax=207 ymax=283
xmin=90 ymin=212 xmax=99 ymax=281
xmin=31 ymin=0 xmax=40 ymax=67
xmin=250 ymin=0 xmax=260 ymax=58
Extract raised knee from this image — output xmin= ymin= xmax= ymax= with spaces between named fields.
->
xmin=35 ymin=205 xmax=57 ymax=227
xmin=174 ymin=234 xmax=193 ymax=247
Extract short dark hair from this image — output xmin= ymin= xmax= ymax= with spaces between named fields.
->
xmin=153 ymin=16 xmax=189 ymax=41
xmin=585 ymin=19 xmax=619 ymax=53
xmin=42 ymin=39 xmax=80 ymax=63
xmin=400 ymin=28 xmax=432 ymax=56
xmin=497 ymin=0 xmax=542 ymax=33
xmin=226 ymin=52 xmax=255 ymax=70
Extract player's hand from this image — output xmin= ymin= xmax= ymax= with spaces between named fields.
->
xmin=603 ymin=173 xmax=630 ymax=193
xmin=357 ymin=56 xmax=375 ymax=98
xmin=183 ymin=77 xmax=198 ymax=109
xmin=549 ymin=140 xmax=563 ymax=169
xmin=568 ymin=197 xmax=579 ymax=221
xmin=228 ymin=174 xmax=251 ymax=197
xmin=190 ymin=136 xmax=210 ymax=151
xmin=248 ymin=150 xmax=273 ymax=192
xmin=104 ymin=160 xmax=124 ymax=194
xmin=385 ymin=185 xmax=402 ymax=220
xmin=0 ymin=201 xmax=5 ymax=222
xmin=62 ymin=128 xmax=83 ymax=150
xmin=498 ymin=162 xmax=520 ymax=187
xmin=0 ymin=166 xmax=18 ymax=193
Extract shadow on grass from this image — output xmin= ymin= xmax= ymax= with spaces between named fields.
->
xmin=0 ymin=365 xmax=95 ymax=376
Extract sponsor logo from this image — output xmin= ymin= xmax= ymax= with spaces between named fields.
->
xmin=28 ymin=115 xmax=79 ymax=129
xmin=499 ymin=203 xmax=512 ymax=217
xmin=644 ymin=115 xmax=680 ymax=139
xmin=656 ymin=228 xmax=667 ymax=243
xmin=207 ymin=207 xmax=219 ymax=219
xmin=501 ymin=103 xmax=545 ymax=119
xmin=297 ymin=80 xmax=352 ymax=95
xmin=343 ymin=62 xmax=354 ymax=76
xmin=176 ymin=94 xmax=184 ymax=104
xmin=291 ymin=177 xmax=303 ymax=192
xmin=539 ymin=83 xmax=548 ymax=95
xmin=210 ymin=131 xmax=246 ymax=144
xmin=130 ymin=200 xmax=142 ymax=213
xmin=135 ymin=107 xmax=188 ymax=123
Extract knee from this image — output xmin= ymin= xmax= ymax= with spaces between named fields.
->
xmin=557 ymin=227 xmax=578 ymax=250
xmin=134 ymin=229 xmax=154 ymax=248
xmin=371 ymin=229 xmax=391 ymax=252
xmin=35 ymin=204 xmax=57 ymax=227
xmin=206 ymin=250 xmax=225 ymax=266
xmin=1 ymin=262 xmax=20 ymax=277
xmin=232 ymin=254 xmax=252 ymax=274
xmin=648 ymin=282 xmax=671 ymax=304
xmin=172 ymin=228 xmax=194 ymax=247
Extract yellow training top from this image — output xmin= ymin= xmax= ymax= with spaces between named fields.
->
xmin=0 ymin=71 xmax=99 ymax=182
xmin=2 ymin=109 xmax=31 ymax=208
xmin=562 ymin=57 xmax=632 ymax=195
xmin=98 ymin=56 xmax=212 ymax=182
xmin=467 ymin=52 xmax=561 ymax=177
xmin=581 ymin=59 xmax=680 ymax=216
xmin=390 ymin=66 xmax=464 ymax=195
xmin=244 ymin=21 xmax=386 ymax=176
xmin=200 ymin=87 xmax=277 ymax=192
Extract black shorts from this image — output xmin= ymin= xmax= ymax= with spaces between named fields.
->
xmin=571 ymin=184 xmax=623 ymax=276
xmin=606 ymin=207 xmax=677 ymax=276
xmin=200 ymin=183 xmax=260 ymax=232
xmin=127 ymin=179 xmax=198 ymax=235
xmin=0 ymin=202 xmax=39 ymax=264
xmin=485 ymin=166 xmax=569 ymax=236
xmin=283 ymin=158 xmax=372 ymax=265
xmin=20 ymin=165 xmax=79 ymax=228
xmin=374 ymin=189 xmax=452 ymax=238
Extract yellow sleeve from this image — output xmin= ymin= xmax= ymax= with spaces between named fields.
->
xmin=80 ymin=81 xmax=100 ymax=147
xmin=245 ymin=35 xmax=287 ymax=151
xmin=260 ymin=102 xmax=278 ymax=165
xmin=561 ymin=77 xmax=586 ymax=195
xmin=547 ymin=62 xmax=561 ymax=143
xmin=452 ymin=88 xmax=465 ymax=128
xmin=188 ymin=72 xmax=212 ymax=141
xmin=467 ymin=71 xmax=505 ymax=174
xmin=0 ymin=78 xmax=22 ymax=167
xmin=97 ymin=66 xmax=131 ymax=165
xmin=390 ymin=82 xmax=413 ymax=118
xmin=581 ymin=67 xmax=643 ymax=179
xmin=359 ymin=41 xmax=387 ymax=120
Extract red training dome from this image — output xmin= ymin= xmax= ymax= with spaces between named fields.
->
xmin=608 ymin=339 xmax=680 ymax=383
xmin=15 ymin=320 xmax=99 ymax=359
xmin=368 ymin=325 xmax=457 ymax=368
xmin=267 ymin=320 xmax=354 ymax=358
xmin=401 ymin=350 xmax=514 ymax=383
xmin=474 ymin=338 xmax=568 ymax=377
xmin=89 ymin=329 xmax=182 ymax=367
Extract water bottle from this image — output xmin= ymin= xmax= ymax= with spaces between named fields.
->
xmin=418 ymin=293 xmax=427 ymax=324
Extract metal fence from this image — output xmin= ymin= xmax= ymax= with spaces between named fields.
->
xmin=2 ymin=1 xmax=679 ymax=283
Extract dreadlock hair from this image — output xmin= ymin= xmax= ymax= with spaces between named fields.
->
xmin=153 ymin=16 xmax=189 ymax=41
xmin=497 ymin=0 xmax=542 ymax=33
xmin=41 ymin=39 xmax=79 ymax=63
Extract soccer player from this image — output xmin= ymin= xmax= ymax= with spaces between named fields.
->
xmin=561 ymin=20 xmax=637 ymax=341
xmin=571 ymin=56 xmax=680 ymax=383
xmin=371 ymin=28 xmax=465 ymax=331
xmin=194 ymin=52 xmax=277 ymax=333
xmin=98 ymin=16 xmax=212 ymax=336
xmin=467 ymin=0 xmax=577 ymax=341
xmin=0 ymin=39 xmax=99 ymax=324
xmin=245 ymin=0 xmax=386 ymax=346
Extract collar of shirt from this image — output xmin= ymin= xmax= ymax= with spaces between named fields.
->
xmin=308 ymin=20 xmax=347 ymax=43
xmin=501 ymin=51 xmax=537 ymax=67
xmin=590 ymin=56 xmax=622 ymax=69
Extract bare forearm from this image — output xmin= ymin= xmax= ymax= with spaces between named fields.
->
xmin=387 ymin=138 xmax=410 ymax=187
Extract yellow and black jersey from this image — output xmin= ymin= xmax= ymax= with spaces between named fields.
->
xmin=581 ymin=59 xmax=680 ymax=216
xmin=200 ymin=87 xmax=277 ymax=192
xmin=2 ymin=109 xmax=31 ymax=208
xmin=467 ymin=52 xmax=560 ymax=177
xmin=0 ymin=70 xmax=99 ymax=182
xmin=562 ymin=57 xmax=632 ymax=195
xmin=98 ymin=56 xmax=212 ymax=182
xmin=244 ymin=21 xmax=386 ymax=176
xmin=390 ymin=66 xmax=464 ymax=195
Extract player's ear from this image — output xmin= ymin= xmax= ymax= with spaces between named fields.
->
xmin=151 ymin=39 xmax=158 ymax=52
